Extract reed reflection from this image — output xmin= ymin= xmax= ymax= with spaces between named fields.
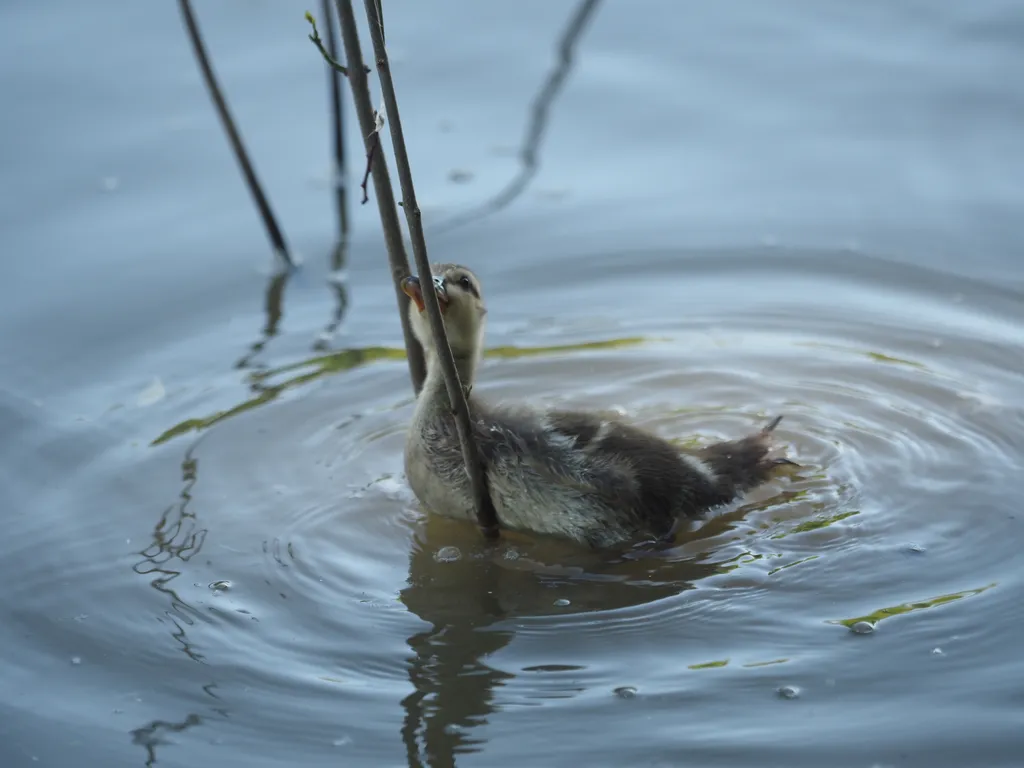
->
xmin=132 ymin=442 xmax=207 ymax=663
xmin=432 ymin=0 xmax=602 ymax=234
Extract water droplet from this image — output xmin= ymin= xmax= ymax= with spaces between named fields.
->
xmin=613 ymin=686 xmax=637 ymax=699
xmin=777 ymin=685 xmax=800 ymax=699
xmin=850 ymin=621 xmax=875 ymax=635
xmin=71 ymin=656 xmax=81 ymax=665
xmin=434 ymin=546 xmax=461 ymax=563
xmin=553 ymin=598 xmax=571 ymax=607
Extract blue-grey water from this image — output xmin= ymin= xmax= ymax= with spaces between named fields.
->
xmin=1 ymin=1 xmax=1023 ymax=766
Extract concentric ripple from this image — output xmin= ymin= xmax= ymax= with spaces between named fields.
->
xmin=4 ymin=251 xmax=1022 ymax=764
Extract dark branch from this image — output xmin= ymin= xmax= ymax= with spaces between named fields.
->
xmin=326 ymin=1 xmax=426 ymax=392
xmin=179 ymin=0 xmax=293 ymax=268
xmin=359 ymin=0 xmax=500 ymax=539
xmin=318 ymin=0 xmax=350 ymax=243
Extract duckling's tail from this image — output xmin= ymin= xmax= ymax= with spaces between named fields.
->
xmin=698 ymin=415 xmax=797 ymax=500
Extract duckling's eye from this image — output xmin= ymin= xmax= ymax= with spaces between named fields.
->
xmin=457 ymin=274 xmax=475 ymax=294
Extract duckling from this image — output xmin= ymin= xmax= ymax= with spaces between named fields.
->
xmin=401 ymin=263 xmax=793 ymax=549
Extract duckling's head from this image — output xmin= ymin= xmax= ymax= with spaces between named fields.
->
xmin=401 ymin=263 xmax=487 ymax=373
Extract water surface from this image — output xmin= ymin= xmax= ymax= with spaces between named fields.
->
xmin=2 ymin=1 xmax=1023 ymax=766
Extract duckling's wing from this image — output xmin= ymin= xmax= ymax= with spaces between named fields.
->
xmin=548 ymin=410 xmax=719 ymax=526
xmin=473 ymin=406 xmax=640 ymax=510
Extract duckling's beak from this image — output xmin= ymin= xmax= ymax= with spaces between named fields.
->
xmin=401 ymin=275 xmax=449 ymax=313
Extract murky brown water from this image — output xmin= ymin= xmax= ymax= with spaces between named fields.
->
xmin=2 ymin=1 xmax=1023 ymax=767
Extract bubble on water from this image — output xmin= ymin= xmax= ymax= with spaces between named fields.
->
xmin=74 ymin=614 xmax=88 ymax=622
xmin=502 ymin=548 xmax=520 ymax=561
xmin=932 ymin=647 xmax=944 ymax=656
xmin=613 ymin=686 xmax=637 ymax=699
xmin=554 ymin=598 xmax=571 ymax=607
xmin=210 ymin=580 xmax=232 ymax=593
xmin=71 ymin=656 xmax=81 ymax=665
xmin=777 ymin=685 xmax=800 ymax=700
xmin=374 ymin=476 xmax=406 ymax=498
xmin=332 ymin=736 xmax=352 ymax=747
xmin=136 ymin=377 xmax=166 ymax=407
xmin=907 ymin=543 xmax=926 ymax=554
xmin=850 ymin=621 xmax=875 ymax=635
xmin=434 ymin=546 xmax=462 ymax=563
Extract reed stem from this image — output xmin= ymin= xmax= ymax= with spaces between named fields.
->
xmin=178 ymin=0 xmax=293 ymax=269
xmin=319 ymin=0 xmax=349 ymax=248
xmin=358 ymin=0 xmax=500 ymax=539
xmin=321 ymin=3 xmax=426 ymax=393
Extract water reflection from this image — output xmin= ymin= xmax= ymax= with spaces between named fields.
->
xmin=316 ymin=240 xmax=351 ymax=352
xmin=395 ymin=513 xmax=743 ymax=767
xmin=432 ymin=0 xmax=602 ymax=233
xmin=151 ymin=336 xmax=650 ymax=446
xmin=235 ymin=269 xmax=290 ymax=371
xmin=131 ymin=712 xmax=203 ymax=768
xmin=132 ymin=442 xmax=207 ymax=663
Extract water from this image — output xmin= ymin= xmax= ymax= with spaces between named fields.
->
xmin=2 ymin=1 xmax=1023 ymax=766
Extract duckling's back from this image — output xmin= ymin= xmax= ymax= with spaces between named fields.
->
xmin=405 ymin=397 xmax=788 ymax=549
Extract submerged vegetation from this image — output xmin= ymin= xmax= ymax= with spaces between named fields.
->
xmin=152 ymin=336 xmax=652 ymax=445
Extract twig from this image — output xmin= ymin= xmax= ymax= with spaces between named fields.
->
xmin=317 ymin=4 xmax=426 ymax=392
xmin=179 ymin=0 xmax=293 ymax=269
xmin=360 ymin=0 xmax=500 ymax=539
xmin=305 ymin=11 xmax=363 ymax=76
xmin=361 ymin=129 xmax=379 ymax=204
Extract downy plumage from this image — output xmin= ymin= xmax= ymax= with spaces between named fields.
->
xmin=401 ymin=263 xmax=794 ymax=549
